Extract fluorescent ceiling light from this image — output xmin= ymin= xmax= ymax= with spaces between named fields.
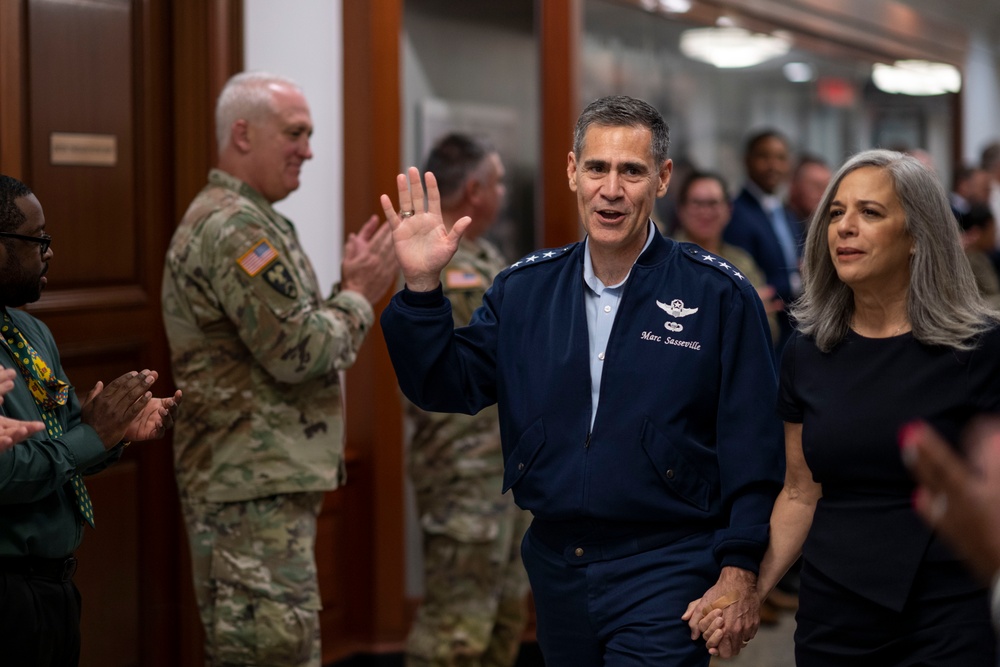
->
xmin=783 ymin=62 xmax=814 ymax=83
xmin=640 ymin=0 xmax=691 ymax=12
xmin=659 ymin=0 xmax=692 ymax=12
xmin=871 ymin=60 xmax=961 ymax=96
xmin=680 ymin=27 xmax=791 ymax=69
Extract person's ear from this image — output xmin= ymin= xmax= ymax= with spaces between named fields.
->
xmin=656 ymin=159 xmax=673 ymax=198
xmin=465 ymin=176 xmax=482 ymax=205
xmin=231 ymin=119 xmax=252 ymax=152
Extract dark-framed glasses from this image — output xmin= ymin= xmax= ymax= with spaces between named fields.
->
xmin=0 ymin=232 xmax=52 ymax=256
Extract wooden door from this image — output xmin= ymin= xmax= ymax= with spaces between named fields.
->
xmin=0 ymin=1 xmax=239 ymax=665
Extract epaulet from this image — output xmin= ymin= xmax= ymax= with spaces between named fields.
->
xmin=677 ymin=242 xmax=752 ymax=287
xmin=501 ymin=243 xmax=576 ymax=274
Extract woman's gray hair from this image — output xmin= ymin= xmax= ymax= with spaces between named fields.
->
xmin=215 ymin=72 xmax=303 ymax=153
xmin=794 ymin=148 xmax=998 ymax=352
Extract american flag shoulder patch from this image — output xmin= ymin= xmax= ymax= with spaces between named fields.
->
xmin=237 ymin=239 xmax=279 ymax=277
xmin=445 ymin=269 xmax=484 ymax=289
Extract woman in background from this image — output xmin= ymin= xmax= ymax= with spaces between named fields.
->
xmin=672 ymin=170 xmax=781 ymax=345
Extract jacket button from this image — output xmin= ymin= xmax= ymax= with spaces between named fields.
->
xmin=518 ymin=462 xmax=525 ymax=471
xmin=665 ymin=469 xmax=675 ymax=479
xmin=574 ymin=547 xmax=584 ymax=557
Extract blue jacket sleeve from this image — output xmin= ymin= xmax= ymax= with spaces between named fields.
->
xmin=712 ymin=286 xmax=784 ymax=573
xmin=381 ymin=284 xmax=500 ymax=416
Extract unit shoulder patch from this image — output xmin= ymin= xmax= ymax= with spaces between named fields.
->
xmin=262 ymin=261 xmax=299 ymax=299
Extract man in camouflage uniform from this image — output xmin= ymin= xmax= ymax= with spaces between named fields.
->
xmin=162 ymin=72 xmax=396 ymax=667
xmin=404 ymin=135 xmax=531 ymax=667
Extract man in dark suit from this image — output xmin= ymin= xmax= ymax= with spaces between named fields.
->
xmin=723 ymin=130 xmax=802 ymax=351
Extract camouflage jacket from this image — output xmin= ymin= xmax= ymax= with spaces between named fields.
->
xmin=162 ymin=169 xmax=373 ymax=503
xmin=405 ymin=237 xmax=517 ymax=541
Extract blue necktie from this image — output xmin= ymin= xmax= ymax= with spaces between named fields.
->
xmin=768 ymin=205 xmax=801 ymax=295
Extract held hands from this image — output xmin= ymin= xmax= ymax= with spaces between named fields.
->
xmin=0 ymin=367 xmax=45 ymax=451
xmin=379 ymin=167 xmax=472 ymax=292
xmin=341 ymin=214 xmax=398 ymax=304
xmin=81 ymin=370 xmax=181 ymax=449
xmin=681 ymin=567 xmax=761 ymax=658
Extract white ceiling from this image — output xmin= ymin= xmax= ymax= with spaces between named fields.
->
xmin=895 ymin=0 xmax=1000 ymax=35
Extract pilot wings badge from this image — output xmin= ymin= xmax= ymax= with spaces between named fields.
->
xmin=656 ymin=298 xmax=698 ymax=333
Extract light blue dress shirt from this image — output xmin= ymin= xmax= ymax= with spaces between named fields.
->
xmin=582 ymin=221 xmax=656 ymax=428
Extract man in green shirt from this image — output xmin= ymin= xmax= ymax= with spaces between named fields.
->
xmin=0 ymin=174 xmax=182 ymax=666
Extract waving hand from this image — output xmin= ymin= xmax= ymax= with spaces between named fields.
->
xmin=380 ymin=167 xmax=471 ymax=292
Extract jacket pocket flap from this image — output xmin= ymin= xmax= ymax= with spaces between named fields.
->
xmin=502 ymin=418 xmax=545 ymax=493
xmin=640 ymin=419 xmax=711 ymax=511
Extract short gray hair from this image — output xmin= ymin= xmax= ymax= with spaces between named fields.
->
xmin=423 ymin=133 xmax=495 ymax=210
xmin=794 ymin=148 xmax=997 ymax=352
xmin=215 ymin=71 xmax=303 ymax=153
xmin=573 ymin=95 xmax=669 ymax=166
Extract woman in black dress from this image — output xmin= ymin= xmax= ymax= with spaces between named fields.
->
xmin=694 ymin=149 xmax=1000 ymax=664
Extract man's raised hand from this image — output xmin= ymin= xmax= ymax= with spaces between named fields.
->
xmin=379 ymin=167 xmax=471 ymax=292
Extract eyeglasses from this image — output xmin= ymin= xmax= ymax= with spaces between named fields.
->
xmin=685 ymin=199 xmax=727 ymax=209
xmin=0 ymin=232 xmax=52 ymax=256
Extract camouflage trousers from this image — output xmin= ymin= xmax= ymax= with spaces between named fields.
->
xmin=406 ymin=506 xmax=532 ymax=667
xmin=181 ymin=492 xmax=324 ymax=667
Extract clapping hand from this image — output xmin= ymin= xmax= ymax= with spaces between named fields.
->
xmin=342 ymin=214 xmax=398 ymax=304
xmin=0 ymin=367 xmax=45 ymax=451
xmin=81 ymin=370 xmax=181 ymax=448
xmin=123 ymin=388 xmax=182 ymax=442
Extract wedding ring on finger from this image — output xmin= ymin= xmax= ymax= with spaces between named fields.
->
xmin=399 ymin=210 xmax=416 ymax=218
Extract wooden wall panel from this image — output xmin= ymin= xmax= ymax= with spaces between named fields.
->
xmin=27 ymin=0 xmax=137 ymax=284
xmin=0 ymin=0 xmax=239 ymax=665
xmin=60 ymin=344 xmax=145 ymax=667
xmin=338 ymin=0 xmax=407 ymax=660
xmin=0 ymin=0 xmax=26 ymax=173
xmin=539 ymin=0 xmax=582 ymax=247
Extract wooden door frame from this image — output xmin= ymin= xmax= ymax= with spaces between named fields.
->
xmin=339 ymin=0 xmax=580 ymax=656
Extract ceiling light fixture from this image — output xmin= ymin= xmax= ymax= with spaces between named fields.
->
xmin=871 ymin=60 xmax=961 ymax=96
xmin=679 ymin=27 xmax=791 ymax=69
xmin=658 ymin=0 xmax=692 ymax=12
xmin=783 ymin=62 xmax=814 ymax=83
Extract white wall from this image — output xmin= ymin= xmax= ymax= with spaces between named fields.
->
xmin=403 ymin=7 xmax=540 ymax=257
xmin=244 ymin=0 xmax=344 ymax=292
xmin=962 ymin=29 xmax=1000 ymax=166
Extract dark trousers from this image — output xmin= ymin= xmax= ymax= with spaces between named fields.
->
xmin=521 ymin=526 xmax=716 ymax=666
xmin=795 ymin=559 xmax=996 ymax=666
xmin=0 ymin=571 xmax=82 ymax=666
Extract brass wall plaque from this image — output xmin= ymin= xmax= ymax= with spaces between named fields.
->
xmin=50 ymin=132 xmax=117 ymax=166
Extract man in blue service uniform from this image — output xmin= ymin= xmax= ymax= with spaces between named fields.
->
xmin=0 ymin=174 xmax=182 ymax=666
xmin=380 ymin=96 xmax=783 ymax=665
